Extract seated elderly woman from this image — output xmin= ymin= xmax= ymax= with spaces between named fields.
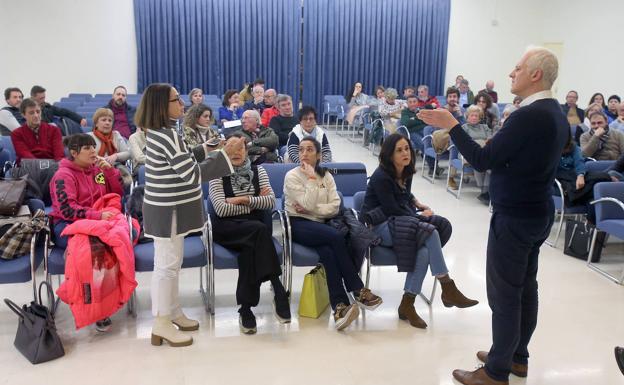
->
xmin=49 ymin=133 xmax=125 ymax=332
xmin=286 ymin=105 xmax=332 ymax=164
xmin=284 ymin=137 xmax=382 ymax=331
xmin=218 ymin=89 xmax=245 ymax=126
xmin=238 ymin=109 xmax=279 ymax=164
xmin=243 ymin=85 xmax=266 ymax=113
xmin=182 ymin=104 xmax=218 ymax=148
xmin=208 ymin=133 xmax=290 ymax=334
xmin=580 ymin=110 xmax=624 ymax=161
xmin=450 ymin=105 xmax=493 ymax=204
xmin=361 ymin=134 xmax=477 ymax=329
xmin=88 ymin=108 xmax=132 ymax=187
xmin=188 ymin=88 xmax=204 ymax=107
xmin=378 ymin=87 xmax=406 ymax=133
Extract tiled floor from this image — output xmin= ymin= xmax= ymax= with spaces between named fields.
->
xmin=1 ymin=131 xmax=623 ymax=384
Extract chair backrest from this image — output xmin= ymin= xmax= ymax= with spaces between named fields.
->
xmin=585 ymin=160 xmax=614 ymax=173
xmin=68 ymin=93 xmax=92 ymax=101
xmin=594 ymin=182 xmax=624 ymax=222
xmin=54 ymin=101 xmax=81 ymax=112
xmin=353 ymin=191 xmax=366 ymax=212
xmin=261 ymin=163 xmax=297 ymax=199
xmin=323 ymin=162 xmax=367 ymax=196
xmin=396 ymin=125 xmax=410 ymax=140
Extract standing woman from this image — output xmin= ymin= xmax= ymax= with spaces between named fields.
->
xmin=134 ymin=83 xmax=243 ymax=347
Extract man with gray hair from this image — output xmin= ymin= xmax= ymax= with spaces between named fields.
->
xmin=458 ymin=79 xmax=475 ymax=107
xmin=239 ymin=109 xmax=279 ymax=164
xmin=243 ymin=85 xmax=266 ymax=113
xmin=269 ymin=94 xmax=298 ymax=147
xmin=415 ymin=84 xmax=440 ymax=109
xmin=418 ymin=46 xmax=568 ymax=385
xmin=260 ymin=89 xmax=278 ymax=126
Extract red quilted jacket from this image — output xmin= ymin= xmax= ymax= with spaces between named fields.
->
xmin=57 ymin=193 xmax=138 ymax=329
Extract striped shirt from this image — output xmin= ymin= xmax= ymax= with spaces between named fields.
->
xmin=287 ymin=124 xmax=332 ymax=164
xmin=209 ymin=166 xmax=275 ymax=218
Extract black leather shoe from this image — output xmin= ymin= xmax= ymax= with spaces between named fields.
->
xmin=615 ymin=346 xmax=624 ymax=375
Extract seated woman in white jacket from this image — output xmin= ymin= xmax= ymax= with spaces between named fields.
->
xmin=286 ymin=106 xmax=332 ymax=164
xmin=283 ymin=136 xmax=380 ymax=331
xmin=89 ymin=108 xmax=132 ymax=187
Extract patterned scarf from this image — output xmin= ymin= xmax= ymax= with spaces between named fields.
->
xmin=230 ymin=158 xmax=254 ymax=192
xmin=589 ymin=126 xmax=610 ymax=150
xmin=93 ymin=129 xmax=117 ymax=157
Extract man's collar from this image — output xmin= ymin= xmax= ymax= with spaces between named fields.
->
xmin=519 ymin=90 xmax=553 ymax=107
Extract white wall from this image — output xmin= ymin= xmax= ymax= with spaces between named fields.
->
xmin=0 ymin=0 xmax=137 ymax=103
xmin=446 ymin=0 xmax=624 ymax=104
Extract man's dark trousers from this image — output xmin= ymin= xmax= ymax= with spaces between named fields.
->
xmin=484 ymin=209 xmax=554 ymax=381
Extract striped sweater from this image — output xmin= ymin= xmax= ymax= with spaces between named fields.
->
xmin=143 ymin=126 xmax=232 ymax=238
xmin=209 ymin=166 xmax=275 ymax=218
xmin=286 ymin=124 xmax=332 ymax=164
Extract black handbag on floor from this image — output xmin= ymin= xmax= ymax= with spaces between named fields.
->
xmin=563 ymin=219 xmax=604 ymax=263
xmin=3 ymin=281 xmax=65 ymax=364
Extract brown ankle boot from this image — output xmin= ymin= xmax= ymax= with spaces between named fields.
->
xmin=439 ymin=278 xmax=479 ymax=308
xmin=397 ymin=294 xmax=427 ymax=328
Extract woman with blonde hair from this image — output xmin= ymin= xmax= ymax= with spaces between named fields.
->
xmin=88 ymin=108 xmax=132 ymax=187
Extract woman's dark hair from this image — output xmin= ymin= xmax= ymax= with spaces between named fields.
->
xmin=589 ymin=92 xmax=606 ymax=108
xmin=474 ymin=91 xmax=493 ymax=109
xmin=299 ymin=137 xmax=327 ymax=177
xmin=379 ymin=133 xmax=416 ymax=182
xmin=183 ymin=104 xmax=214 ymax=128
xmin=222 ymin=89 xmax=238 ymax=107
xmin=134 ymin=83 xmax=172 ymax=130
xmin=63 ymin=133 xmax=96 ymax=160
xmin=374 ymin=85 xmax=385 ymax=98
xmin=298 ymin=105 xmax=317 ymax=122
xmin=345 ymin=81 xmax=362 ymax=104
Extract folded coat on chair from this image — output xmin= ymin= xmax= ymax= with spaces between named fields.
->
xmin=57 ymin=193 xmax=139 ymax=329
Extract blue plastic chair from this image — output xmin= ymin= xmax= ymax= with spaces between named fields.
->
xmin=352 ymin=192 xmax=437 ymax=304
xmin=421 ymin=125 xmax=449 ymax=183
xmin=53 ymin=102 xmax=81 ymax=112
xmin=68 ymin=93 xmax=92 ymax=102
xmin=587 ymin=182 xmax=624 ymax=284
xmin=324 ymin=162 xmax=368 ymax=208
xmin=446 ymin=141 xmax=475 ymax=199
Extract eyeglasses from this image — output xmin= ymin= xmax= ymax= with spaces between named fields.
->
xmin=169 ymin=95 xmax=183 ymax=103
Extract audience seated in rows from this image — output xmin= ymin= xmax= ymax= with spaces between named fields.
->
xmin=208 ymin=135 xmax=290 ymax=334
xmin=88 ymin=108 xmax=132 ymax=188
xmin=48 ymin=133 xmax=126 ymax=332
xmin=260 ymin=89 xmax=278 ymax=127
xmin=238 ymin=109 xmax=279 ymax=164
xmin=415 ymin=85 xmax=440 ymax=109
xmin=443 ymin=86 xmax=465 ymax=125
xmin=11 ymin=98 xmax=64 ymax=165
xmin=268 ymin=94 xmax=298 ymax=147
xmin=610 ymin=102 xmax=624 ymax=132
xmin=218 ymin=89 xmax=245 ymax=125
xmin=361 ymin=134 xmax=477 ymax=329
xmin=182 ymin=104 xmax=218 ymax=149
xmin=103 ymin=86 xmax=136 ymax=139
xmin=0 ymin=87 xmax=25 ymax=134
xmin=580 ymin=110 xmax=624 ymax=160
xmin=606 ymin=95 xmax=621 ymax=123
xmin=286 ymin=106 xmax=332 ymax=164
xmin=400 ymin=95 xmax=433 ymax=170
xmin=243 ymin=85 xmax=266 ymax=113
xmin=284 ymin=136 xmax=382 ymax=330
xmin=479 ymin=80 xmax=498 ymax=103
xmin=31 ymin=85 xmax=87 ymax=127
xmin=562 ymin=90 xmax=584 ymax=127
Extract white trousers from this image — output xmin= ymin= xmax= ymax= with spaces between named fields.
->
xmin=151 ymin=215 xmax=185 ymax=318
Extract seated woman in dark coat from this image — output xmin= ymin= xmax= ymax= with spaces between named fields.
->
xmin=208 ymin=134 xmax=290 ymax=335
xmin=361 ymin=133 xmax=478 ymax=329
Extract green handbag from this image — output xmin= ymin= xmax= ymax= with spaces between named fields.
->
xmin=298 ymin=264 xmax=330 ymax=318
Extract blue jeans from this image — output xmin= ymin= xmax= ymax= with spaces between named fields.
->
xmin=373 ymin=221 xmax=448 ymax=295
xmin=290 ymin=217 xmax=364 ymax=309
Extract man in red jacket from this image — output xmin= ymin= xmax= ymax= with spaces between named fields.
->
xmin=11 ymin=98 xmax=64 ymax=165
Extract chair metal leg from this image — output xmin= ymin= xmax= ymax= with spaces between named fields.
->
xmin=127 ymin=290 xmax=137 ymax=317
xmin=587 ymin=229 xmax=624 ymax=285
xmin=545 ymin=208 xmax=564 ymax=247
xmin=365 ymin=249 xmax=372 ymax=288
xmin=418 ymin=279 xmax=438 ymax=306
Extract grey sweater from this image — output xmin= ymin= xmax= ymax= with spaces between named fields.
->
xmin=461 ymin=123 xmax=491 ymax=141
